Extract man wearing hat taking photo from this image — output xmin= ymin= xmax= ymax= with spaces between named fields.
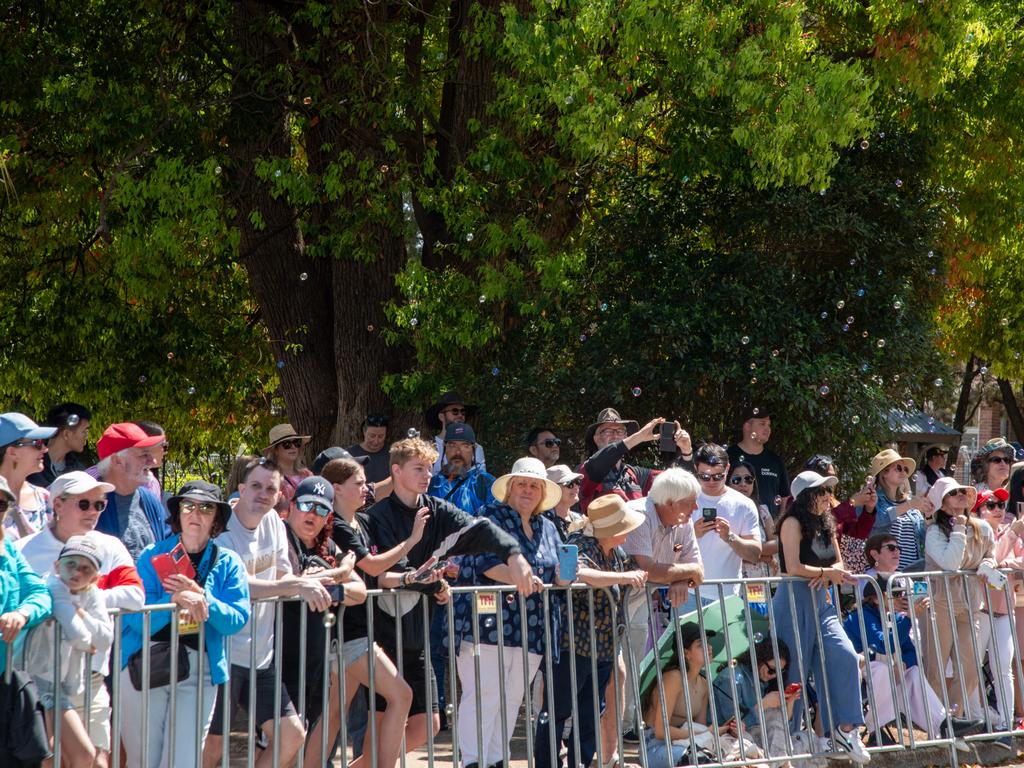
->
xmin=427 ymin=422 xmax=495 ymax=516
xmin=424 ymin=391 xmax=486 ymax=475
xmin=92 ymin=422 xmax=169 ymax=560
xmin=580 ymin=407 xmax=693 ymax=514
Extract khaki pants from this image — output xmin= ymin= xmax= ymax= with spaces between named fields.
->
xmin=923 ymin=598 xmax=983 ymax=718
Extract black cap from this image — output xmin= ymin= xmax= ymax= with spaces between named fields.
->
xmin=444 ymin=422 xmax=476 ymax=444
xmin=168 ymin=480 xmax=231 ymax=517
xmin=313 ymin=446 xmax=369 ymax=474
xmin=679 ymin=622 xmax=717 ymax=649
xmin=739 ymin=404 xmax=770 ymax=423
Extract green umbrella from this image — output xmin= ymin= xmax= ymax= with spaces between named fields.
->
xmin=635 ymin=595 xmax=770 ymax=702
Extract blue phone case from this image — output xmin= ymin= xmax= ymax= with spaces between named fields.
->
xmin=558 ymin=544 xmax=578 ymax=582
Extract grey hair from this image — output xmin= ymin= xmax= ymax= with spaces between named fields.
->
xmin=648 ymin=467 xmax=701 ymax=506
xmin=94 ymin=446 xmax=131 ymax=479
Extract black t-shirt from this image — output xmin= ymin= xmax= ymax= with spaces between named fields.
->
xmin=346 ymin=443 xmax=390 ymax=484
xmin=332 ymin=513 xmax=374 ymax=640
xmin=778 ymin=526 xmax=837 ymax=573
xmin=726 ymin=444 xmax=790 ymax=518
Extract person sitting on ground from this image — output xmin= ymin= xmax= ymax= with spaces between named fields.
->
xmin=844 ymin=579 xmax=983 ymax=747
xmin=24 ymin=534 xmax=113 ymax=768
xmin=712 ymin=638 xmax=821 ymax=768
xmin=28 ymin=403 xmax=91 ymax=487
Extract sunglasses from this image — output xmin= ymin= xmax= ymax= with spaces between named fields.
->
xmin=698 ymin=472 xmax=726 ymax=482
xmin=179 ymin=500 xmax=218 ymax=515
xmin=988 ymin=456 xmax=1012 ymax=464
xmin=562 ymin=479 xmax=582 ymax=489
xmin=0 ymin=499 xmax=8 ymax=515
xmin=74 ymin=499 xmax=108 ymax=512
xmin=729 ymin=475 xmax=754 ymax=486
xmin=12 ymin=438 xmax=46 ymax=449
xmin=880 ymin=543 xmax=900 ymax=553
xmin=892 ymin=464 xmax=910 ymax=474
xmin=365 ymin=414 xmax=389 ymax=427
xmin=763 ymin=663 xmax=778 ymax=678
xmin=277 ymin=439 xmax=302 ymax=450
xmin=945 ymin=488 xmax=969 ymax=498
xmin=984 ymin=499 xmax=1007 ymax=510
xmin=444 ymin=407 xmax=467 ymax=416
xmin=296 ymin=500 xmax=331 ymax=517
xmin=537 ymin=438 xmax=562 ymax=448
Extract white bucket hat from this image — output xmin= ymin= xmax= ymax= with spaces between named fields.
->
xmin=492 ymin=457 xmax=562 ymax=511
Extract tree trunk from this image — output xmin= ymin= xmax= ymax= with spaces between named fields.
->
xmin=949 ymin=355 xmax=978 ymax=466
xmin=998 ymin=378 xmax=1024 ymax=443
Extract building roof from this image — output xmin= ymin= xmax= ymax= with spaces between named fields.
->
xmin=887 ymin=409 xmax=960 ymax=443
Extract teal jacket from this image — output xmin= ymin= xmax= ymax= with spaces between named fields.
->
xmin=0 ymin=539 xmax=52 ymax=674
xmin=120 ymin=536 xmax=250 ymax=685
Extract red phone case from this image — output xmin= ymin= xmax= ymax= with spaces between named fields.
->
xmin=784 ymin=683 xmax=802 ymax=695
xmin=152 ymin=543 xmax=196 ymax=582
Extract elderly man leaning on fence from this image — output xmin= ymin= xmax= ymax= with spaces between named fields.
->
xmin=617 ymin=468 xmax=704 ymax=739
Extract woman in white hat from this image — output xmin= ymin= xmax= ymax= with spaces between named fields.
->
xmin=922 ymin=477 xmax=994 ymax=721
xmin=448 ymin=457 xmax=563 ymax=768
xmin=263 ymin=423 xmax=312 ymax=513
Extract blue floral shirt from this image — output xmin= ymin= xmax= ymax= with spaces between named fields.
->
xmin=446 ymin=503 xmax=562 ymax=657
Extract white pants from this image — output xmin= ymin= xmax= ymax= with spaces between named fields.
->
xmin=120 ymin=647 xmax=217 ymax=768
xmin=620 ymin=597 xmax=653 ymax=732
xmin=986 ymin=613 xmax=1016 ymax=729
xmin=865 ymin=661 xmax=945 ymax=736
xmin=456 ymin=642 xmax=542 ymax=767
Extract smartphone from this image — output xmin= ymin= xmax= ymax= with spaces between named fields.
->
xmin=658 ymin=422 xmax=677 ymax=453
xmin=784 ymin=683 xmax=802 ymax=696
xmin=558 ymin=544 xmax=579 ymax=582
xmin=151 ymin=542 xmax=196 ymax=582
xmin=702 ymin=508 xmax=717 ymax=523
xmin=410 ymin=557 xmax=449 ymax=583
xmin=912 ymin=580 xmax=928 ymax=595
xmin=327 ymin=583 xmax=345 ymax=602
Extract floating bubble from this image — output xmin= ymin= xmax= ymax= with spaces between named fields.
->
xmin=929 ymin=267 xmax=937 ymax=275
xmin=276 ymin=360 xmax=285 ymax=369
xmin=380 ymin=164 xmax=390 ymax=174
xmin=537 ymin=712 xmax=550 ymax=725
xmin=752 ymin=407 xmax=760 ymax=415
xmin=860 ymin=140 xmax=870 ymax=150
xmin=862 ymin=331 xmax=869 ymax=338
xmin=1001 ymin=317 xmax=1010 ymax=327
xmin=856 ymin=288 xmax=865 ymax=297
xmin=879 ymin=132 xmax=886 ymax=138
xmin=187 ymin=386 xmax=196 ymax=395
xmin=895 ymin=179 xmax=903 ymax=188
xmin=754 ymin=632 xmax=764 ymax=643
xmin=927 ymin=250 xmax=935 ymax=258
xmin=564 ymin=95 xmax=574 ymax=105
xmin=849 ymin=259 xmax=856 ymax=266
xmin=893 ymin=301 xmax=903 ymax=310
xmin=818 ymin=385 xmax=830 ymax=396
xmin=750 ymin=377 xmax=757 ymax=384
xmin=969 ymin=299 xmax=977 ymax=308
xmin=446 ymin=704 xmax=455 ymax=717
xmin=214 ymin=166 xmax=222 ymax=175
xmin=299 ymin=272 xmax=308 ymax=281
xmin=631 ymin=386 xmax=642 ymax=397
xmin=167 ymin=352 xmax=174 ymax=360
xmin=846 ymin=315 xmax=855 ymax=324
xmin=303 ymin=96 xmax=312 ymax=105
xmin=612 ymin=357 xmax=619 ymax=365
xmin=750 ymin=363 xmax=757 ymax=370
xmin=836 ymin=300 xmax=845 ymax=309
xmin=465 ymin=232 xmax=474 ymax=242
xmin=599 ymin=302 xmax=608 ymax=312
xmin=876 ymin=339 xmax=886 ymax=348
xmin=503 ymin=393 xmax=510 ymax=400
xmin=980 ymin=366 xmax=989 ymax=374
xmin=905 ymin=398 xmax=915 ymax=408
xmin=491 ymin=367 xmax=500 ymax=376
xmin=479 ymin=294 xmax=486 ymax=303
xmin=579 ymin=334 xmax=587 ymax=342
xmin=367 ymin=324 xmax=374 ymax=332
xmin=820 ymin=311 xmax=828 ymax=319
xmin=483 ymin=617 xmax=496 ymax=628
xmin=138 ymin=375 xmax=147 ymax=383
xmin=410 ymin=317 xmax=418 ymax=326
xmin=841 ymin=324 xmax=849 ymax=332
xmin=934 ymin=378 xmax=943 ymax=387
xmin=274 ymin=169 xmax=282 ymax=177
xmin=771 ymin=349 xmax=780 ymax=357
xmin=893 ymin=374 xmax=901 ymax=382
xmin=851 ymin=415 xmax=860 ymax=425
xmin=750 ymin=432 xmax=758 ymax=440
xmin=579 ymin=387 xmax=586 ymax=394
xmin=861 ymin=363 xmax=870 ymax=373
xmin=773 ymin=496 xmax=783 ymax=507
xmin=741 ymin=335 xmax=750 ymax=345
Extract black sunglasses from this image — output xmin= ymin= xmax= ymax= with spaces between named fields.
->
xmin=75 ymin=499 xmax=108 ymax=512
xmin=562 ymin=479 xmax=582 ymax=489
xmin=945 ymin=488 xmax=969 ymax=497
xmin=984 ymin=499 xmax=1007 ymax=510
xmin=277 ymin=439 xmax=302 ymax=450
xmin=988 ymin=455 xmax=1012 ymax=464
xmin=13 ymin=438 xmax=46 ymax=449
xmin=296 ymin=500 xmax=331 ymax=517
xmin=881 ymin=543 xmax=900 ymax=552
xmin=537 ymin=438 xmax=562 ymax=448
xmin=698 ymin=472 xmax=725 ymax=482
xmin=729 ymin=475 xmax=754 ymax=486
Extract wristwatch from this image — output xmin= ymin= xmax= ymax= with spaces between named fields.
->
xmin=727 ymin=532 xmax=738 ymax=544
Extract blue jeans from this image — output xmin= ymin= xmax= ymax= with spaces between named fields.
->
xmin=535 ymin=652 xmax=613 ymax=768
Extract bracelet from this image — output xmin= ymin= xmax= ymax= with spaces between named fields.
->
xmin=399 ymin=572 xmax=409 ymax=588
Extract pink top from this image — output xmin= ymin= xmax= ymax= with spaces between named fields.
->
xmin=991 ymin=523 xmax=1024 ymax=613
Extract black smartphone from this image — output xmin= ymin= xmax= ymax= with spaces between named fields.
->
xmin=702 ymin=507 xmax=717 ymax=523
xmin=658 ymin=422 xmax=677 ymax=452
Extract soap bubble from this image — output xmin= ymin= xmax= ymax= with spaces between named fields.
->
xmin=934 ymin=378 xmax=943 ymax=387
xmin=862 ymin=331 xmax=869 ymax=338
xmin=479 ymin=294 xmax=486 ymax=303
xmin=741 ymin=336 xmax=750 ymax=345
xmin=214 ymin=166 xmax=222 ymax=175
xmin=187 ymin=386 xmax=196 ymax=395
xmin=750 ymin=377 xmax=758 ymax=384
xmin=893 ymin=374 xmax=901 ymax=382
xmin=276 ymin=360 xmax=285 ymax=369
xmin=465 ymin=232 xmax=474 ymax=242
xmin=849 ymin=259 xmax=856 ymax=266
xmin=754 ymin=632 xmax=764 ymax=643
xmin=980 ymin=366 xmax=989 ymax=374
xmin=752 ymin=407 xmax=760 ymax=415
xmin=895 ymin=179 xmax=903 ymax=188
xmin=876 ymin=339 xmax=886 ymax=348
xmin=879 ymin=132 xmax=886 ymax=138
xmin=928 ymin=250 xmax=935 ymax=258
xmin=138 ymin=375 xmax=147 ymax=383
xmin=842 ymin=324 xmax=849 ymax=332
xmin=846 ymin=316 xmax=854 ymax=324
xmin=631 ymin=386 xmax=642 ymax=397
xmin=274 ymin=169 xmax=282 ymax=177
xmin=564 ymin=95 xmax=574 ymax=105
xmin=579 ymin=334 xmax=587 ymax=342
xmin=860 ymin=140 xmax=869 ymax=150
xmin=929 ymin=268 xmax=937 ymax=275
xmin=483 ymin=617 xmax=496 ymax=628
xmin=836 ymin=300 xmax=845 ymax=309
xmin=893 ymin=301 xmax=903 ymax=310
xmin=299 ymin=272 xmax=308 ymax=281
xmin=579 ymin=387 xmax=586 ymax=394
xmin=772 ymin=349 xmax=780 ymax=357
xmin=367 ymin=324 xmax=374 ymax=332
xmin=818 ymin=385 xmax=830 ymax=396
xmin=820 ymin=312 xmax=828 ymax=319
xmin=851 ymin=415 xmax=860 ymax=425
xmin=861 ymin=363 xmax=870 ymax=373
xmin=773 ymin=496 xmax=783 ymax=507
xmin=537 ymin=712 xmax=550 ymax=725
xmin=856 ymin=288 xmax=865 ymax=297
xmin=502 ymin=394 xmax=509 ymax=400
xmin=410 ymin=317 xmax=418 ymax=326
xmin=750 ymin=363 xmax=757 ymax=370
xmin=1001 ymin=318 xmax=1010 ymax=327
xmin=600 ymin=302 xmax=608 ymax=312
xmin=491 ymin=367 xmax=500 ymax=376
xmin=612 ymin=357 xmax=619 ymax=365
xmin=406 ymin=428 xmax=420 ymax=439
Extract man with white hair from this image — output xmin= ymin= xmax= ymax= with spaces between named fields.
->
xmin=617 ymin=468 xmax=705 ymax=739
xmin=92 ymin=422 xmax=169 ymax=560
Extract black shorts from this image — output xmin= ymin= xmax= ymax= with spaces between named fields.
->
xmin=377 ymin=645 xmax=437 ymax=717
xmin=208 ymin=664 xmax=298 ymax=735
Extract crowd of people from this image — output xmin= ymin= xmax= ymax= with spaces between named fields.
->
xmin=1 ymin=394 xmax=1023 ymax=768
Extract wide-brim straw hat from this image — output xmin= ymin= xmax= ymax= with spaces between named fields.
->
xmin=578 ymin=493 xmax=646 ymax=539
xmin=265 ymin=423 xmax=311 ymax=451
xmin=867 ymin=448 xmax=916 ymax=479
xmin=492 ymin=457 xmax=563 ymax=511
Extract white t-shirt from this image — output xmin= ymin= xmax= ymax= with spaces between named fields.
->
xmin=694 ymin=488 xmax=761 ymax=599
xmin=215 ymin=508 xmax=292 ymax=670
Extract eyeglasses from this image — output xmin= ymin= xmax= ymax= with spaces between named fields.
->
xmin=444 ymin=407 xmax=467 ymax=416
xmin=881 ymin=543 xmax=900 ymax=553
xmin=365 ymin=414 xmax=389 ymax=427
xmin=74 ymin=499 xmax=108 ymax=512
xmin=698 ymin=472 xmax=726 ymax=482
xmin=763 ymin=663 xmax=778 ymax=678
xmin=179 ymin=500 xmax=218 ymax=515
xmin=562 ymin=479 xmax=582 ymax=489
xmin=945 ymin=488 xmax=969 ymax=498
xmin=596 ymin=427 xmax=627 ymax=438
xmin=892 ymin=464 xmax=910 ymax=474
xmin=729 ymin=475 xmax=754 ymax=486
xmin=296 ymin=500 xmax=331 ymax=517
xmin=0 ymin=500 xmax=8 ymax=515
xmin=984 ymin=499 xmax=1007 ymax=510
xmin=12 ymin=438 xmax=45 ymax=449
xmin=988 ymin=456 xmax=1012 ymax=465
xmin=537 ymin=438 xmax=562 ymax=448
xmin=277 ymin=439 xmax=302 ymax=450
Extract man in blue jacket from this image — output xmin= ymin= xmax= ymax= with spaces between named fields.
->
xmin=427 ymin=423 xmax=495 ymax=516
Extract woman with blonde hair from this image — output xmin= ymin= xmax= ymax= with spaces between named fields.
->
xmin=263 ymin=424 xmax=312 ymax=513
xmin=868 ymin=448 xmax=933 ymax=571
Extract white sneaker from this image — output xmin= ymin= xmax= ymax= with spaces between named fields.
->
xmin=830 ymin=728 xmax=871 ymax=764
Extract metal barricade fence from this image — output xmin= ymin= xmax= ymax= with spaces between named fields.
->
xmin=3 ymin=570 xmax=1023 ymax=768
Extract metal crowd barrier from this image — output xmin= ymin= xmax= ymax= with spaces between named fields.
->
xmin=2 ymin=570 xmax=1023 ymax=768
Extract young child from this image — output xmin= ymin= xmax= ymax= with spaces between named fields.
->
xmin=25 ymin=533 xmax=113 ymax=766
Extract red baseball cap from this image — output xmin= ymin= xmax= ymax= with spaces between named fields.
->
xmin=973 ymin=487 xmax=1009 ymax=513
xmin=96 ymin=423 xmax=164 ymax=460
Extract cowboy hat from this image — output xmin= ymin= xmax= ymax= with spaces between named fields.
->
xmin=424 ymin=391 xmax=478 ymax=429
xmin=492 ymin=457 xmax=562 ymax=511
xmin=264 ymin=423 xmax=311 ymax=451
xmin=573 ymin=493 xmax=646 ymax=539
xmin=867 ymin=448 xmax=916 ymax=479
xmin=584 ymin=408 xmax=639 ymax=453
